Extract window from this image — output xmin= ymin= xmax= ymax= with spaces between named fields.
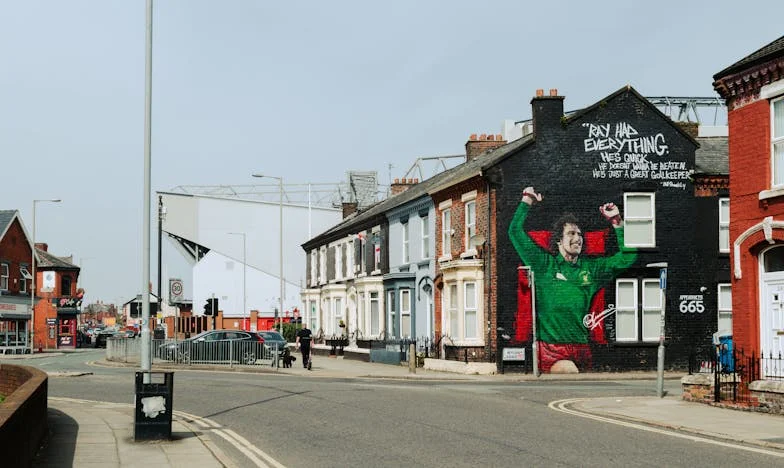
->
xmin=20 ymin=265 xmax=31 ymax=293
xmin=357 ymin=292 xmax=365 ymax=334
xmin=464 ymin=282 xmax=477 ymax=339
xmin=61 ymin=276 xmax=72 ymax=296
xmin=347 ymin=240 xmax=354 ymax=279
xmin=623 ymin=193 xmax=655 ymax=247
xmin=370 ymin=292 xmax=380 ymax=336
xmin=719 ymin=198 xmax=730 ymax=253
xmin=442 ymin=209 xmax=452 ymax=257
xmin=402 ymin=221 xmax=410 ymax=263
xmin=319 ymin=247 xmax=327 ymax=283
xmin=718 ymin=284 xmax=732 ymax=332
xmin=448 ymin=284 xmax=458 ymax=337
xmin=310 ymin=251 xmax=317 ymax=286
xmin=359 ymin=235 xmax=367 ymax=273
xmin=309 ymin=300 xmax=318 ymax=332
xmin=773 ymin=97 xmax=784 ymax=186
xmin=421 ymin=215 xmax=430 ymax=259
xmin=387 ymin=290 xmax=397 ymax=337
xmin=400 ymin=289 xmax=411 ymax=338
xmin=465 ymin=201 xmax=476 ymax=250
xmin=615 ymin=278 xmax=661 ymax=342
xmin=334 ymin=297 xmax=343 ymax=332
xmin=335 ymin=244 xmax=343 ymax=280
xmin=0 ymin=264 xmax=8 ymax=290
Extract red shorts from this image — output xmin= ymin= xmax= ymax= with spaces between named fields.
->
xmin=537 ymin=342 xmax=592 ymax=373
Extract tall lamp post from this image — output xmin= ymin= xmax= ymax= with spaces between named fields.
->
xmin=252 ymin=174 xmax=284 ymax=332
xmin=30 ymin=198 xmax=61 ymax=353
xmin=228 ymin=232 xmax=247 ymax=330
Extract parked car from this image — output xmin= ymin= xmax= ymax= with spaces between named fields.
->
xmin=257 ymin=331 xmax=288 ymax=363
xmin=93 ymin=330 xmax=116 ymax=348
xmin=156 ymin=330 xmax=264 ymax=365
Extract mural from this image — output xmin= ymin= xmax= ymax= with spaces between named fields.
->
xmin=584 ymin=122 xmax=691 ymax=190
xmin=508 ymin=186 xmax=637 ymax=373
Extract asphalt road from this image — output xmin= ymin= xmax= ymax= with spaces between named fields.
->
xmin=27 ymin=350 xmax=784 ymax=467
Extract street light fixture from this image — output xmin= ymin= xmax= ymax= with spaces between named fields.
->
xmin=31 ymin=198 xmax=61 ymax=353
xmin=228 ymin=232 xmax=247 ymax=330
xmin=252 ymin=173 xmax=284 ymax=333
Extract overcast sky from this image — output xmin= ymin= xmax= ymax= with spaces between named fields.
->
xmin=1 ymin=0 xmax=782 ymax=305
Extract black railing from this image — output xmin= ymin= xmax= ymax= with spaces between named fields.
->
xmin=688 ymin=347 xmax=784 ymax=404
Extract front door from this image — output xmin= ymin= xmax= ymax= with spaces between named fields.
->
xmin=762 ymin=278 xmax=784 ymax=362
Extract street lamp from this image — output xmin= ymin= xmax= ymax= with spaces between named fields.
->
xmin=228 ymin=232 xmax=247 ymax=330
xmin=647 ymin=262 xmax=668 ymax=398
xmin=31 ymin=198 xmax=61 ymax=353
xmin=252 ymin=173 xmax=284 ymax=332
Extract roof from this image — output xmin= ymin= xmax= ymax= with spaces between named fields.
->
xmin=714 ymin=35 xmax=784 ymax=80
xmin=694 ymin=136 xmax=728 ymax=175
xmin=0 ymin=210 xmax=15 ymax=235
xmin=36 ymin=248 xmax=78 ymax=269
xmin=303 ymin=134 xmax=535 ymax=248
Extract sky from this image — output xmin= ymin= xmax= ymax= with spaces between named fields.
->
xmin=1 ymin=0 xmax=782 ymax=306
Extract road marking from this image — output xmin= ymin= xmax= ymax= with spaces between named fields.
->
xmin=48 ymin=397 xmax=285 ymax=467
xmin=549 ymin=398 xmax=784 ymax=458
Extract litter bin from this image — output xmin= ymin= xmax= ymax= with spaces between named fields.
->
xmin=712 ymin=330 xmax=734 ymax=373
xmin=134 ymin=371 xmax=174 ymax=441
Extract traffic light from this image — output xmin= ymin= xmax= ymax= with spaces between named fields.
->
xmin=203 ymin=298 xmax=219 ymax=316
xmin=211 ymin=298 xmax=219 ymax=315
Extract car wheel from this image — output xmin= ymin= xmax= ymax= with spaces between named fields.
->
xmin=177 ymin=349 xmax=190 ymax=364
xmin=243 ymin=352 xmax=256 ymax=365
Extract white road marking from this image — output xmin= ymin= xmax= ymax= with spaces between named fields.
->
xmin=549 ymin=398 xmax=784 ymax=458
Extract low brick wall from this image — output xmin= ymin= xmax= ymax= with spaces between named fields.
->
xmin=0 ymin=363 xmax=49 ymax=467
xmin=681 ymin=374 xmax=784 ymax=415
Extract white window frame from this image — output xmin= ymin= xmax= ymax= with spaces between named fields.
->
xmin=464 ymin=281 xmax=477 ymax=339
xmin=20 ymin=265 xmax=30 ymax=294
xmin=308 ymin=299 xmax=318 ymax=332
xmin=641 ymin=279 xmax=662 ymax=342
xmin=772 ymin=96 xmax=784 ymax=187
xmin=623 ymin=192 xmax=656 ymax=248
xmin=718 ymin=283 xmax=732 ymax=332
xmin=402 ymin=220 xmax=410 ymax=264
xmin=421 ymin=214 xmax=430 ymax=260
xmin=372 ymin=227 xmax=381 ymax=274
xmin=319 ymin=247 xmax=327 ymax=284
xmin=0 ymin=264 xmax=8 ymax=290
xmin=346 ymin=240 xmax=354 ymax=279
xmin=310 ymin=251 xmax=317 ymax=286
xmin=719 ymin=198 xmax=730 ymax=253
xmin=464 ymin=200 xmax=476 ymax=251
xmin=447 ymin=284 xmax=458 ymax=338
xmin=335 ymin=244 xmax=343 ymax=281
xmin=615 ymin=279 xmax=639 ymax=342
xmin=400 ymin=289 xmax=411 ymax=338
xmin=359 ymin=236 xmax=367 ymax=274
xmin=370 ymin=291 xmax=380 ymax=336
xmin=441 ymin=208 xmax=452 ymax=259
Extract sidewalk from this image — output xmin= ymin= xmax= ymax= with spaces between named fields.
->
xmin=29 ymin=353 xmax=784 ymax=466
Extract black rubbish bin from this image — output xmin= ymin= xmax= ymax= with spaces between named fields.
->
xmin=134 ymin=371 xmax=174 ymax=441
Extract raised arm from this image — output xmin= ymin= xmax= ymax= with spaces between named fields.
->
xmin=508 ymin=187 xmax=550 ymax=272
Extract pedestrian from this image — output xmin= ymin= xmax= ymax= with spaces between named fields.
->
xmin=296 ymin=323 xmax=313 ymax=370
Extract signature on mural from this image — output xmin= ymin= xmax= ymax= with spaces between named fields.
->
xmin=583 ymin=305 xmax=616 ymax=330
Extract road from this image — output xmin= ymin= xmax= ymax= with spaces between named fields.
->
xmin=25 ymin=350 xmax=784 ymax=467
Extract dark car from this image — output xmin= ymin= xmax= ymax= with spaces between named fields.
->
xmin=256 ymin=331 xmax=288 ymax=363
xmin=93 ymin=330 xmax=116 ymax=348
xmin=157 ymin=330 xmax=264 ymax=365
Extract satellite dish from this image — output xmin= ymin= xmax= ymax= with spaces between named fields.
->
xmin=469 ymin=234 xmax=486 ymax=248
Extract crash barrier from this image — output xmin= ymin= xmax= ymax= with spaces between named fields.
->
xmin=684 ymin=348 xmax=784 ymax=414
xmin=134 ymin=372 xmax=174 ymax=441
xmin=107 ymin=337 xmax=284 ymax=367
xmin=0 ymin=364 xmax=48 ymax=467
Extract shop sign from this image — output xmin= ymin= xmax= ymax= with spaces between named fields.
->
xmin=52 ymin=297 xmax=83 ymax=309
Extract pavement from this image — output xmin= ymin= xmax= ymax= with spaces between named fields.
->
xmin=8 ymin=349 xmax=784 ymax=466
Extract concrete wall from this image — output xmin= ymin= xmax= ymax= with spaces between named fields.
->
xmin=0 ymin=364 xmax=48 ymax=467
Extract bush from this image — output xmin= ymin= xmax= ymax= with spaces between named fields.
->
xmin=281 ymin=322 xmax=301 ymax=343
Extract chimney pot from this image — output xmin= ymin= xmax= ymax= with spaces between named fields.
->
xmin=480 ymin=133 xmax=487 ymax=140
xmin=470 ymin=133 xmax=477 ymax=140
xmin=496 ymin=134 xmax=503 ymax=140
xmin=413 ymin=178 xmax=419 ymax=183
xmin=394 ymin=178 xmax=400 ymax=184
xmin=536 ymin=89 xmax=544 ymax=97
xmin=549 ymin=88 xmax=558 ymax=96
xmin=488 ymin=134 xmax=495 ymax=141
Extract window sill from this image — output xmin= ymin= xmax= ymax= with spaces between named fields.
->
xmin=371 ymin=269 xmax=381 ymax=275
xmin=460 ymin=249 xmax=478 ymax=259
xmin=759 ymin=187 xmax=784 ymax=201
xmin=613 ymin=341 xmax=660 ymax=347
xmin=445 ymin=339 xmax=485 ymax=347
xmin=438 ymin=255 xmax=452 ymax=263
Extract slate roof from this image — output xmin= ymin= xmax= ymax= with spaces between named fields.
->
xmin=36 ymin=248 xmax=78 ymax=269
xmin=303 ymin=134 xmax=535 ymax=248
xmin=0 ymin=210 xmax=16 ymax=237
xmin=694 ymin=136 xmax=728 ymax=175
xmin=714 ymin=35 xmax=784 ymax=80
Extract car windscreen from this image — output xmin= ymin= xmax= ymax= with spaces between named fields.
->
xmin=259 ymin=332 xmax=284 ymax=341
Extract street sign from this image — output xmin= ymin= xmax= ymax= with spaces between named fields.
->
xmin=659 ymin=268 xmax=667 ymax=289
xmin=169 ymin=278 xmax=184 ymax=303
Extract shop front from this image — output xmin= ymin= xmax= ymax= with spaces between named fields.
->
xmin=51 ymin=297 xmax=81 ymax=349
xmin=0 ymin=297 xmax=31 ymax=354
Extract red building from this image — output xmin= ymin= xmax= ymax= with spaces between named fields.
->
xmin=713 ymin=35 xmax=784 ymax=359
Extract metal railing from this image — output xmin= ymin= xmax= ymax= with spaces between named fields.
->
xmin=107 ymin=337 xmax=286 ymax=368
xmin=688 ymin=347 xmax=784 ymax=404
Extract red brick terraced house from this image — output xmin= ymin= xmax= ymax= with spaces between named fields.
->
xmin=713 ymin=35 xmax=784 ymax=367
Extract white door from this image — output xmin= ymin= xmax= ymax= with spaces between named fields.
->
xmin=762 ymin=278 xmax=784 ymax=360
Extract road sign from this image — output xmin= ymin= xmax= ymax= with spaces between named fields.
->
xmin=659 ymin=268 xmax=667 ymax=289
xmin=169 ymin=278 xmax=184 ymax=303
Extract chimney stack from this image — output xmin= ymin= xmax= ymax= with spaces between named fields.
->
xmin=531 ymin=87 xmax=565 ymax=138
xmin=342 ymin=202 xmax=358 ymax=219
xmin=35 ymin=242 xmax=48 ymax=252
xmin=465 ymin=133 xmax=507 ymax=161
xmin=390 ymin=177 xmax=419 ymax=196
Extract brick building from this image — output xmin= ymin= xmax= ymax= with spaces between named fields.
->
xmin=713 ymin=35 xmax=784 ymax=363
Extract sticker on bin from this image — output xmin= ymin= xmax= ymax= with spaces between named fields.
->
xmin=141 ymin=396 xmax=166 ymax=418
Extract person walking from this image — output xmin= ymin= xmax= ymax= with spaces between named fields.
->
xmin=296 ymin=323 xmax=313 ymax=370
